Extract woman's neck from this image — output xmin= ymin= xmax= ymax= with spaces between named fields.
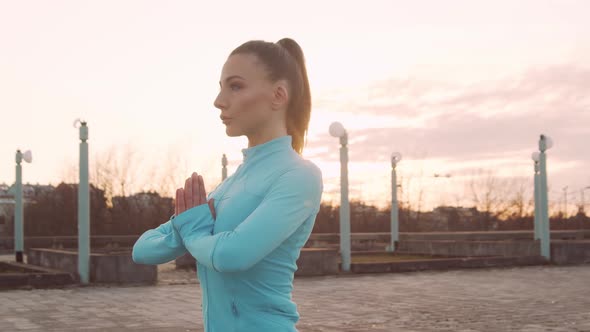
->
xmin=247 ymin=126 xmax=288 ymax=148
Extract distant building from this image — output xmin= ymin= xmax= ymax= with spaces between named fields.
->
xmin=0 ymin=183 xmax=55 ymax=237
xmin=432 ymin=206 xmax=479 ymax=220
xmin=0 ymin=184 xmax=12 ymax=236
xmin=427 ymin=206 xmax=480 ymax=231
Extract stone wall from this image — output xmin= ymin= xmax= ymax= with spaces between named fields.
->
xmin=175 ymin=248 xmax=340 ymax=276
xmin=0 ymin=235 xmax=139 ymax=253
xmin=396 ymin=240 xmax=541 ymax=257
xmin=26 ymin=248 xmax=157 ymax=284
xmin=2 ymin=230 xmax=588 ymax=254
xmin=550 ymin=240 xmax=590 ymax=265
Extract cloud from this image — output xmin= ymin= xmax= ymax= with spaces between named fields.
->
xmin=309 ymin=64 xmax=590 ymax=184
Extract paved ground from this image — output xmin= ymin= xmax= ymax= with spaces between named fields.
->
xmin=1 ymin=262 xmax=590 ymax=332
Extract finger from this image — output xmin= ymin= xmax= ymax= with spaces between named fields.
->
xmin=175 ymin=188 xmax=180 ymax=215
xmin=197 ymin=172 xmax=203 ymax=206
xmin=177 ymin=189 xmax=186 ymax=213
xmin=199 ymin=175 xmax=206 ymax=204
xmin=185 ymin=177 xmax=193 ymax=208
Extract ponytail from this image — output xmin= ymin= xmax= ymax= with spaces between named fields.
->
xmin=230 ymin=38 xmax=312 ymax=154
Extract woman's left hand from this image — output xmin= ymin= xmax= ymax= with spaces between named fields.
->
xmin=175 ymin=172 xmax=216 ymax=220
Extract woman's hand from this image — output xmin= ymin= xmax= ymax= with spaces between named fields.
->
xmin=175 ymin=172 xmax=216 ymax=220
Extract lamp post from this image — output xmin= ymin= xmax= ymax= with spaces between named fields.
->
xmin=562 ymin=186 xmax=569 ymax=218
xmin=387 ymin=152 xmax=402 ymax=252
xmin=532 ymin=151 xmax=540 ymax=240
xmin=329 ymin=121 xmax=351 ymax=272
xmin=433 ymin=173 xmax=452 ymax=208
xmin=222 ymin=154 xmax=228 ymax=181
xmin=75 ymin=119 xmax=90 ymax=284
xmin=14 ymin=149 xmax=32 ymax=263
xmin=581 ymin=186 xmax=590 ymax=215
xmin=537 ymin=134 xmax=553 ymax=260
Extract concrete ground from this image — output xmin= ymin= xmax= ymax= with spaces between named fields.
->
xmin=1 ymin=258 xmax=589 ymax=331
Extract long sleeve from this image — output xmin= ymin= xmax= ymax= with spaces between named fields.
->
xmin=132 ymin=219 xmax=189 ymax=265
xmin=172 ymin=165 xmax=323 ymax=273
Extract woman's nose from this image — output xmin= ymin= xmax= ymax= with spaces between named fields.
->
xmin=214 ymin=92 xmax=227 ymax=110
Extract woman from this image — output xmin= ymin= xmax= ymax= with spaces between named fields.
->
xmin=132 ymin=38 xmax=324 ymax=332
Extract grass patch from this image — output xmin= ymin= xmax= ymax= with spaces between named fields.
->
xmin=351 ymin=253 xmax=446 ymax=263
xmin=0 ymin=263 xmax=37 ymax=274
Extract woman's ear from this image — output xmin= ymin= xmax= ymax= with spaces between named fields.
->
xmin=271 ymin=81 xmax=289 ymax=111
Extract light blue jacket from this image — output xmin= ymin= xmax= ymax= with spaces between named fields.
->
xmin=132 ymin=135 xmax=323 ymax=331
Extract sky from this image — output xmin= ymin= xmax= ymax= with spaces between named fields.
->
xmin=1 ymin=0 xmax=589 ymax=214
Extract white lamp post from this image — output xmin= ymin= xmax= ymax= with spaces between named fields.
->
xmin=14 ymin=149 xmax=32 ymax=262
xmin=537 ymin=134 xmax=553 ymax=260
xmin=329 ymin=121 xmax=351 ymax=272
xmin=74 ymin=119 xmax=90 ymax=284
xmin=532 ymin=151 xmax=540 ymax=241
xmin=387 ymin=152 xmax=402 ymax=252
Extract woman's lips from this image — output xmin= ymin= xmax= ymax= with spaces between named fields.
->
xmin=220 ymin=115 xmax=232 ymax=124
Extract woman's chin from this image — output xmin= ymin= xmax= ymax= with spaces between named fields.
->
xmin=225 ymin=126 xmax=241 ymax=137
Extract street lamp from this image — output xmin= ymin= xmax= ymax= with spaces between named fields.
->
xmin=532 ymin=151 xmax=541 ymax=241
xmin=387 ymin=152 xmax=402 ymax=252
xmin=432 ymin=173 xmax=452 ymax=209
xmin=222 ymin=154 xmax=228 ymax=181
xmin=581 ymin=186 xmax=590 ymax=215
xmin=537 ymin=134 xmax=553 ymax=260
xmin=329 ymin=121 xmax=351 ymax=272
xmin=14 ymin=149 xmax=32 ymax=262
xmin=74 ymin=119 xmax=90 ymax=284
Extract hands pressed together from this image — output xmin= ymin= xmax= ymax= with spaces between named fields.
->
xmin=175 ymin=172 xmax=216 ymax=220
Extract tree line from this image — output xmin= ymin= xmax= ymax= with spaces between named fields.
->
xmin=18 ymin=182 xmax=589 ymax=237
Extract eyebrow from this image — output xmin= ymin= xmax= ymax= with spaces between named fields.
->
xmin=219 ymin=75 xmax=245 ymax=86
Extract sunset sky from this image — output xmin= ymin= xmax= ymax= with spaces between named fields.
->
xmin=1 ymin=1 xmax=589 ymax=214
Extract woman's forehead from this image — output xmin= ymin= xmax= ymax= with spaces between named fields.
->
xmin=221 ymin=54 xmax=266 ymax=81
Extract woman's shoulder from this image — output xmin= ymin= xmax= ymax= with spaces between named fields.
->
xmin=285 ymin=152 xmax=323 ymax=181
xmin=245 ymin=152 xmax=322 ymax=197
xmin=279 ymin=155 xmax=324 ymax=196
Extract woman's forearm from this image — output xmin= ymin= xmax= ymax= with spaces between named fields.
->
xmin=132 ymin=219 xmax=188 ymax=265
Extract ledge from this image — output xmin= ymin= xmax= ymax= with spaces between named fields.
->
xmin=0 ymin=261 xmax=76 ymax=290
xmin=26 ymin=248 xmax=157 ymax=284
xmin=350 ymin=255 xmax=548 ymax=274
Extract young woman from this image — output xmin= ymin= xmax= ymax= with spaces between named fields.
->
xmin=132 ymin=38 xmax=324 ymax=332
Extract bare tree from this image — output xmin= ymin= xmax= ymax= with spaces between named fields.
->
xmin=467 ymin=169 xmax=510 ymax=219
xmin=86 ymin=143 xmax=143 ymax=206
xmin=112 ymin=144 xmax=141 ymax=197
xmin=59 ymin=157 xmax=78 ymax=184
xmin=398 ymin=173 xmax=413 ymax=225
xmin=152 ymin=147 xmax=192 ymax=198
xmin=503 ymin=177 xmax=531 ymax=220
xmin=91 ymin=149 xmax=114 ymax=205
xmin=414 ymin=162 xmax=427 ymax=223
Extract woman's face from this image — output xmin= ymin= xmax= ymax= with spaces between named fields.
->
xmin=214 ymin=53 xmax=275 ymax=137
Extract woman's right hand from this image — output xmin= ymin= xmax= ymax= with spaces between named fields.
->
xmin=175 ymin=172 xmax=216 ymax=220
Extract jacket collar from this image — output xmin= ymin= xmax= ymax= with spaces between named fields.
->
xmin=241 ymin=135 xmax=293 ymax=162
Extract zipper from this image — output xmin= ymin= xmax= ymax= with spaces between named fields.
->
xmin=205 ymin=162 xmax=244 ymax=332
xmin=215 ymin=164 xmax=244 ymax=200
xmin=204 ymin=267 xmax=210 ymax=332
